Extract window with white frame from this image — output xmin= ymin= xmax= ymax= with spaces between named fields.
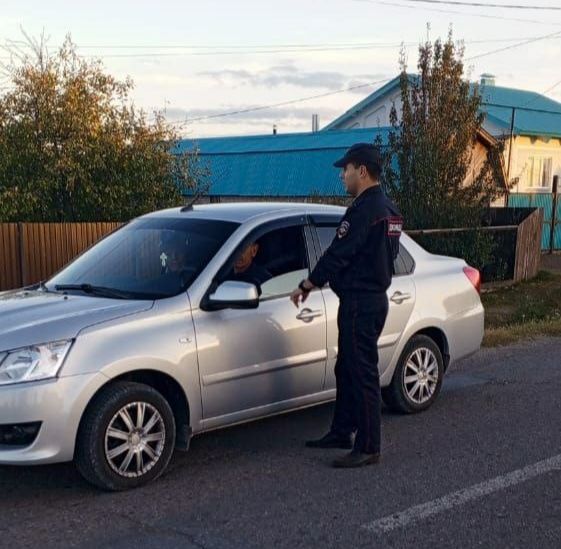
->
xmin=517 ymin=151 xmax=553 ymax=190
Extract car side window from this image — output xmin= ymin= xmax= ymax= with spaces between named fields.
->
xmin=316 ymin=226 xmax=337 ymax=256
xmin=399 ymin=245 xmax=415 ymax=275
xmin=226 ymin=225 xmax=310 ymax=300
xmin=315 ymin=226 xmax=414 ymax=276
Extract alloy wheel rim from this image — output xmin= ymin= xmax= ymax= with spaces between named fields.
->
xmin=104 ymin=401 xmax=166 ymax=478
xmin=403 ymin=347 xmax=439 ymax=405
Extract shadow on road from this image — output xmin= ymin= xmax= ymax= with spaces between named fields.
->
xmin=0 ymin=400 xmax=401 ymax=495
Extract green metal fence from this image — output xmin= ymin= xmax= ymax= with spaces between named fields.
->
xmin=507 ymin=182 xmax=560 ymax=251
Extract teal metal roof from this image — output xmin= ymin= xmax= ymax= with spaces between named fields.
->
xmin=480 ymin=85 xmax=561 ymax=138
xmin=177 ymin=127 xmax=391 ymax=196
xmin=323 ymin=74 xmax=561 ymax=138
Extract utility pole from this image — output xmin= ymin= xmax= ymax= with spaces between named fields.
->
xmin=507 ymin=107 xmax=516 ymax=192
xmin=550 ymin=175 xmax=559 ymax=254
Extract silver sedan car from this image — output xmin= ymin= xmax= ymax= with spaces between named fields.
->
xmin=0 ymin=203 xmax=484 ymax=490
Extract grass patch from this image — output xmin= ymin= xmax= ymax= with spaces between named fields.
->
xmin=483 ymin=318 xmax=561 ymax=347
xmin=482 ymin=270 xmax=561 ymax=346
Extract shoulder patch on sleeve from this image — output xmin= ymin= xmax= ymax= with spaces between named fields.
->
xmin=388 ymin=216 xmax=403 ymax=236
xmin=337 ymin=220 xmax=350 ymax=238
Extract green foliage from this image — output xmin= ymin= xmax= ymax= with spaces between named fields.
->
xmin=413 ymin=230 xmax=496 ymax=272
xmin=378 ymin=31 xmax=508 ymax=270
xmin=0 ymin=35 xmax=202 ymax=222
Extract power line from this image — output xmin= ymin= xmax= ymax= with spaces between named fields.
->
xmin=482 ymin=102 xmax=561 ymax=115
xmin=399 ymin=0 xmax=561 ymax=10
xmin=359 ymin=0 xmax=561 ymax=25
xmin=78 ymin=45 xmax=413 ymax=58
xmin=169 ymin=77 xmax=393 ymax=126
xmin=75 ymin=41 xmax=416 ymax=50
xmin=173 ymin=29 xmax=561 ymax=126
xmin=69 ymin=36 xmax=561 ymax=48
xmin=518 ymin=79 xmax=561 ymax=109
xmin=0 ymin=37 xmax=556 ymax=60
xmin=73 ymin=36 xmax=561 ymax=57
xmin=540 ymin=79 xmax=561 ymax=98
xmin=466 ymin=29 xmax=561 ymax=60
xmin=80 ymin=39 xmax=561 ymax=58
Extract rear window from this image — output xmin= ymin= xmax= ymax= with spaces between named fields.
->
xmin=315 ymin=226 xmax=414 ymax=276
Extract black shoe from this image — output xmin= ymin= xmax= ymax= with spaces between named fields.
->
xmin=332 ymin=450 xmax=380 ymax=468
xmin=305 ymin=432 xmax=353 ymax=449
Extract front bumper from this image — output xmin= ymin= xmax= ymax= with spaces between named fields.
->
xmin=0 ymin=372 xmax=108 ymax=465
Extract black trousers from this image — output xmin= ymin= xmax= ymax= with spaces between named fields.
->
xmin=330 ymin=292 xmax=389 ymax=454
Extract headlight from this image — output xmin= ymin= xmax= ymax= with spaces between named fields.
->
xmin=0 ymin=340 xmax=73 ymax=386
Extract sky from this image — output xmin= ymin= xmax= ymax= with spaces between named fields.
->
xmin=1 ymin=0 xmax=561 ymax=138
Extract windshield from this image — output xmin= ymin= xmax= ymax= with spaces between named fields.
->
xmin=46 ymin=217 xmax=239 ymax=299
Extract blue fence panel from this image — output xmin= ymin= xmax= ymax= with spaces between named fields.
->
xmin=508 ymin=193 xmax=555 ymax=251
xmin=555 ymin=199 xmax=561 ymax=250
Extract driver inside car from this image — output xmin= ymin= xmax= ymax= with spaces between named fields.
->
xmin=227 ymin=241 xmax=272 ymax=294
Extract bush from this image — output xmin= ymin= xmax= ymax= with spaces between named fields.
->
xmin=410 ymin=229 xmax=512 ymax=281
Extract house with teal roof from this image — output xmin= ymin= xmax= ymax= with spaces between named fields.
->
xmin=177 ymin=120 xmax=505 ymax=200
xmin=176 ymin=127 xmax=392 ymax=199
xmin=324 ymin=74 xmax=561 ymax=194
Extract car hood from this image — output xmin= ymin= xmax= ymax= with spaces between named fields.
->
xmin=0 ymin=289 xmax=154 ymax=351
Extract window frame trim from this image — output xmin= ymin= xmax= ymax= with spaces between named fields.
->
xmin=200 ymin=215 xmax=318 ymax=309
xmin=309 ymin=214 xmax=416 ymax=278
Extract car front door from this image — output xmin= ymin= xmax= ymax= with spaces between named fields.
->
xmin=311 ymin=217 xmax=416 ymax=389
xmin=191 ymin=218 xmax=328 ymax=427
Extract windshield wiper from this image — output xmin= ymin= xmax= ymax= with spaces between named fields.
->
xmin=54 ymin=283 xmax=134 ymax=300
xmin=25 ymin=281 xmax=60 ymax=294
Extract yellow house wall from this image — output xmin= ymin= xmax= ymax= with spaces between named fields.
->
xmin=506 ymin=135 xmax=561 ymax=193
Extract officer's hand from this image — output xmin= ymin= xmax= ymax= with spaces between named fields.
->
xmin=290 ymin=288 xmax=309 ymax=308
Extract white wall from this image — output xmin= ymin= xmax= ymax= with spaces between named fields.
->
xmin=335 ymin=92 xmax=402 ymax=129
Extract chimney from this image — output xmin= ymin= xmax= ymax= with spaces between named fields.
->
xmin=480 ymin=73 xmax=496 ymax=87
xmin=312 ymin=114 xmax=319 ymax=132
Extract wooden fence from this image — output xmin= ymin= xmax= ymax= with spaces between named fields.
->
xmin=0 ymin=208 xmax=545 ymax=291
xmin=0 ymin=222 xmax=122 ymax=291
xmin=407 ymin=207 xmax=544 ymax=283
xmin=513 ymin=208 xmax=544 ymax=282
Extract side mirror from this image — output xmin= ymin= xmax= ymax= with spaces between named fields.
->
xmin=206 ymin=281 xmax=259 ymax=311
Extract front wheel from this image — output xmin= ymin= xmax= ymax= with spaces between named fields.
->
xmin=75 ymin=381 xmax=176 ymax=491
xmin=382 ymin=335 xmax=444 ymax=414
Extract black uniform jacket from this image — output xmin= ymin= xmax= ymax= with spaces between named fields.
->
xmin=309 ymin=185 xmax=403 ymax=296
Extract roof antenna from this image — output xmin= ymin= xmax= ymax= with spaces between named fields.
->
xmin=180 ymin=182 xmax=211 ymax=212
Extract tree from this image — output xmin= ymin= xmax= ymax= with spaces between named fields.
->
xmin=378 ymin=31 xmax=508 ymax=270
xmin=0 ymin=34 xmax=203 ymax=222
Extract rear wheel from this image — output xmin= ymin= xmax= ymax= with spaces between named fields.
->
xmin=76 ymin=381 xmax=176 ymax=491
xmin=382 ymin=335 xmax=444 ymax=414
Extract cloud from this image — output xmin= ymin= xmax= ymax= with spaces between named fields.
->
xmin=199 ymin=63 xmax=391 ymax=93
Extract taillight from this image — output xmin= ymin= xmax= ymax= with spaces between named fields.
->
xmin=463 ymin=266 xmax=481 ymax=294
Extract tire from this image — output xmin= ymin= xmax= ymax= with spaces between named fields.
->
xmin=382 ymin=335 xmax=444 ymax=414
xmin=75 ymin=381 xmax=176 ymax=491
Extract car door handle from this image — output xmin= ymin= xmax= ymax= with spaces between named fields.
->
xmin=296 ymin=308 xmax=324 ymax=322
xmin=390 ymin=291 xmax=412 ymax=304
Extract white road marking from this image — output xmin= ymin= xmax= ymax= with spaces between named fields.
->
xmin=363 ymin=453 xmax=561 ymax=534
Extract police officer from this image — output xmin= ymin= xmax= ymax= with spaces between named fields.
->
xmin=290 ymin=143 xmax=403 ymax=468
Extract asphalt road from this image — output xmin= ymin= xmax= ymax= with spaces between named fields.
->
xmin=2 ymin=338 xmax=561 ymax=549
